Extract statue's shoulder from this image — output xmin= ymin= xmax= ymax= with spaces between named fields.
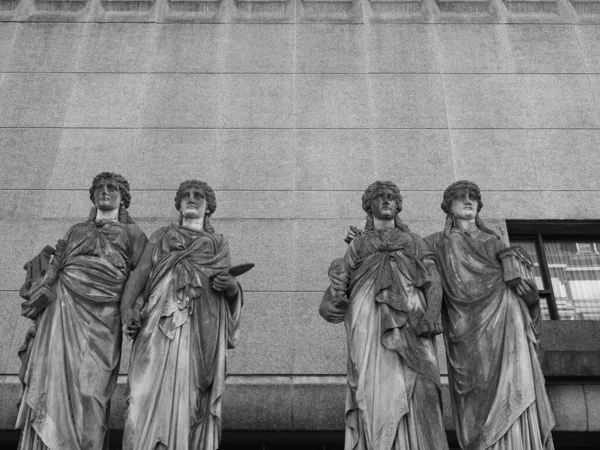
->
xmin=423 ymin=231 xmax=444 ymax=248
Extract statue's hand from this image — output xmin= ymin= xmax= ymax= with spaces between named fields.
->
xmin=319 ymin=292 xmax=347 ymax=324
xmin=344 ymin=226 xmax=362 ymax=244
xmin=21 ymin=285 xmax=53 ymax=320
xmin=414 ymin=312 xmax=443 ymax=338
xmin=122 ymin=306 xmax=142 ymax=340
xmin=514 ymin=279 xmax=539 ymax=307
xmin=212 ymin=271 xmax=239 ymax=298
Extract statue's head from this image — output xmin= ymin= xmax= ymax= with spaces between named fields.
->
xmin=441 ymin=180 xmax=483 ymax=216
xmin=174 ymin=180 xmax=217 ymax=233
xmin=89 ymin=172 xmax=131 ymax=211
xmin=174 ymin=180 xmax=216 ymax=216
xmin=362 ymin=180 xmax=403 ymax=217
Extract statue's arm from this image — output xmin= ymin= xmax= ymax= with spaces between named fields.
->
xmin=414 ymin=234 xmax=443 ymax=338
xmin=121 ymin=231 xmax=159 ymax=339
xmin=319 ymin=242 xmax=356 ymax=324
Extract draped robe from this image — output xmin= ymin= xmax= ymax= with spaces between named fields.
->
xmin=427 ymin=229 xmax=555 ymax=450
xmin=329 ymin=228 xmax=448 ymax=450
xmin=123 ymin=225 xmax=242 ymax=450
xmin=16 ymin=220 xmax=147 ymax=450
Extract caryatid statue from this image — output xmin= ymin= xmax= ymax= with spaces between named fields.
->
xmin=320 ymin=181 xmax=448 ymax=450
xmin=426 ymin=180 xmax=555 ymax=450
xmin=121 ymin=180 xmax=243 ymax=450
xmin=16 ymin=172 xmax=148 ymax=450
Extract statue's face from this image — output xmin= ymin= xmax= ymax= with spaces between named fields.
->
xmin=371 ymin=188 xmax=398 ymax=221
xmin=179 ymin=186 xmax=207 ymax=220
xmin=450 ymin=190 xmax=478 ymax=221
xmin=94 ymin=177 xmax=122 ymax=211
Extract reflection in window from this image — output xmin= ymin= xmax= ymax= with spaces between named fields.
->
xmin=510 ymin=237 xmax=600 ymax=321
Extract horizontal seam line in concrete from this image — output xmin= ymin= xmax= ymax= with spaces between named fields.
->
xmin=1 ymin=72 xmax=598 ymax=75
xmin=4 ymin=127 xmax=600 ymax=130
xmin=1 ymin=189 xmax=599 ymax=192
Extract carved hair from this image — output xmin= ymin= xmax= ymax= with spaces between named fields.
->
xmin=362 ymin=181 xmax=410 ymax=233
xmin=441 ymin=180 xmax=499 ymax=238
xmin=174 ymin=179 xmax=216 ymax=233
xmin=89 ymin=172 xmax=132 ymax=209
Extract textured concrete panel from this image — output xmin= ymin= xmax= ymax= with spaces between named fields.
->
xmin=295 ymin=129 xmax=375 ymax=190
xmin=141 ymin=74 xmax=221 ymax=128
xmin=0 ymin=378 xmax=21 ymax=428
xmin=0 ymin=23 xmax=15 ymax=72
xmin=223 ymin=380 xmax=293 ymax=429
xmin=507 ymin=25 xmax=586 ymax=74
xmin=0 ymin=128 xmax=62 ymax=190
xmin=0 ymin=73 xmax=74 ymax=127
xmin=585 ymin=384 xmax=600 ymax=431
xmin=444 ymin=74 xmax=525 ymax=129
xmin=223 ymin=24 xmax=294 ymax=73
xmin=296 ymin=24 xmax=366 ymax=74
xmin=64 ymin=74 xmax=147 ymax=128
xmin=0 ymin=220 xmax=40 ymax=291
xmin=292 ymin=293 xmax=347 ymax=374
xmin=373 ymin=129 xmax=454 ymax=190
xmin=77 ymin=23 xmax=157 ymax=72
xmin=212 ymin=191 xmax=295 ymax=219
xmin=478 ymin=190 xmax=544 ymax=219
xmin=528 ymin=130 xmax=600 ymax=191
xmin=367 ymin=25 xmax=439 ymax=74
xmin=151 ymin=24 xmax=224 ymax=73
xmin=0 ymin=191 xmax=45 ymax=219
xmin=217 ymin=219 xmax=294 ymax=292
xmin=576 ymin=25 xmax=600 ymax=74
xmin=220 ymin=74 xmax=294 ymax=128
xmin=518 ymin=75 xmax=599 ymax=129
xmin=370 ymin=74 xmax=447 ymax=129
xmin=438 ymin=24 xmax=513 ymax=73
xmin=131 ymin=129 xmax=218 ymax=189
xmin=293 ymin=191 xmax=365 ymax=219
xmin=5 ymin=23 xmax=82 ymax=72
xmin=214 ymin=129 xmax=294 ymax=190
xmin=295 ymin=74 xmax=370 ymax=128
xmin=292 ymin=382 xmax=346 ymax=429
xmin=539 ymin=191 xmax=600 ymax=219
xmin=294 ymin=219 xmax=358 ymax=292
xmin=228 ymin=292 xmax=294 ymax=374
xmin=48 ymin=129 xmax=139 ymax=190
xmin=450 ymin=130 xmax=538 ymax=190
xmin=546 ymin=384 xmax=587 ymax=431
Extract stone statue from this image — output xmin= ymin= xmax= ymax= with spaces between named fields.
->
xmin=15 ymin=172 xmax=148 ymax=450
xmin=425 ymin=180 xmax=555 ymax=450
xmin=320 ymin=181 xmax=448 ymax=450
xmin=121 ymin=180 xmax=243 ymax=450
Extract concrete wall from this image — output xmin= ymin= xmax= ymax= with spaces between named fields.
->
xmin=1 ymin=0 xmax=600 ymax=434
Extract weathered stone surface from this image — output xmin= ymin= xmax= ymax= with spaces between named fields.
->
xmin=435 ymin=0 xmax=491 ymax=13
xmin=585 ymin=384 xmax=600 ymax=431
xmin=220 ymin=74 xmax=294 ymax=128
xmin=216 ymin=191 xmax=295 ymax=218
xmin=0 ymin=221 xmax=40 ymax=291
xmin=367 ymin=0 xmax=424 ymax=15
xmin=366 ymin=25 xmax=439 ymax=73
xmin=292 ymin=191 xmax=366 ymax=219
xmin=296 ymin=24 xmax=366 ymax=73
xmin=298 ymin=0 xmax=363 ymax=24
xmin=370 ymin=74 xmax=447 ymax=128
xmin=0 ymin=128 xmax=62 ymax=190
xmin=64 ymin=74 xmax=147 ymax=128
xmin=438 ymin=24 xmax=512 ymax=73
xmin=538 ymin=190 xmax=600 ymax=219
xmin=444 ymin=74 xmax=525 ymax=128
xmin=223 ymin=24 xmax=293 ymax=73
xmin=295 ymin=74 xmax=370 ymax=128
xmin=0 ymin=23 xmax=15 ymax=71
xmin=546 ymin=384 xmax=587 ymax=431
xmin=228 ymin=292 xmax=294 ymax=374
xmin=218 ymin=219 xmax=294 ymax=292
xmin=214 ymin=129 xmax=294 ymax=190
xmin=0 ymin=73 xmax=74 ymax=127
xmin=141 ymin=74 xmax=221 ymax=128
xmin=295 ymin=129 xmax=375 ymax=190
xmin=517 ymin=74 xmax=600 ymax=128
xmin=232 ymin=0 xmax=293 ymax=23
xmin=222 ymin=378 xmax=293 ymax=429
xmin=507 ymin=25 xmax=586 ymax=74
xmin=292 ymin=293 xmax=347 ymax=374
xmin=77 ymin=23 xmax=156 ymax=72
xmin=570 ymin=0 xmax=600 ymax=14
xmin=0 ymin=191 xmax=45 ymax=219
xmin=450 ymin=130 xmax=538 ymax=190
xmin=292 ymin=380 xmax=345 ymax=429
xmin=5 ymin=23 xmax=81 ymax=72
xmin=479 ymin=190 xmax=544 ymax=219
xmin=0 ymin=291 xmax=34 ymax=374
xmin=0 ymin=377 xmax=21 ymax=429
xmin=503 ymin=0 xmax=558 ymax=13
xmin=373 ymin=129 xmax=454 ymax=190
xmin=576 ymin=25 xmax=600 ymax=74
xmin=528 ymin=130 xmax=600 ymax=191
xmin=151 ymin=24 xmax=223 ymax=72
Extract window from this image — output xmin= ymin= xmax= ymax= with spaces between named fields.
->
xmin=507 ymin=221 xmax=600 ymax=321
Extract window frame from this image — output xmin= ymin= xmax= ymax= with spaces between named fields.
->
xmin=506 ymin=220 xmax=600 ymax=321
